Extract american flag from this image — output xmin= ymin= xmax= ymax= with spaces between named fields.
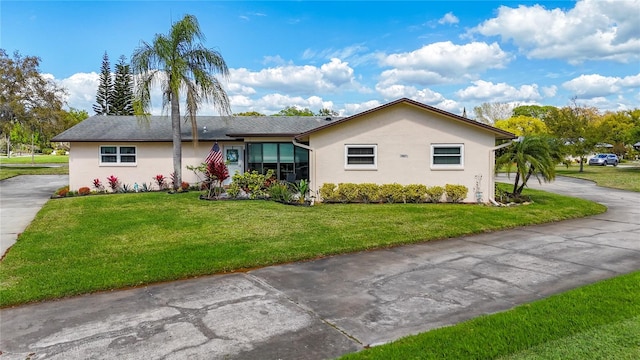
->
xmin=205 ymin=142 xmax=223 ymax=164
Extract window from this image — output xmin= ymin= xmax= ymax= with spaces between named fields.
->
xmin=100 ymin=146 xmax=136 ymax=165
xmin=431 ymin=144 xmax=463 ymax=169
xmin=247 ymin=142 xmax=309 ymax=180
xmin=345 ymin=145 xmax=377 ymax=170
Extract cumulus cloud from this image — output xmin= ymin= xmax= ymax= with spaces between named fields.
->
xmin=377 ymin=41 xmax=511 ymax=87
xmin=438 ymin=12 xmax=459 ymax=25
xmin=456 ymin=80 xmax=542 ymax=102
xmin=229 ymin=58 xmax=361 ymax=96
xmin=472 ymin=0 xmax=640 ymax=63
xmin=562 ymin=73 xmax=640 ymax=98
xmin=49 ymin=72 xmax=98 ymax=112
xmin=229 ymin=93 xmax=335 ymax=115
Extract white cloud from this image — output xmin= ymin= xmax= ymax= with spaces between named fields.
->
xmin=378 ymin=41 xmax=511 ymax=86
xmin=229 ymin=58 xmax=360 ymax=96
xmin=562 ymin=73 xmax=640 ymax=98
xmin=50 ymin=72 xmax=98 ymax=113
xmin=472 ymin=0 xmax=640 ymax=63
xmin=456 ymin=80 xmax=542 ymax=102
xmin=438 ymin=12 xmax=459 ymax=25
xmin=229 ymin=93 xmax=335 ymax=115
xmin=343 ymin=100 xmax=382 ymax=115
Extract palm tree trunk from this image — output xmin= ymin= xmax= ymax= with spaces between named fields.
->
xmin=171 ymin=90 xmax=182 ymax=190
xmin=512 ymin=171 xmax=520 ymax=195
xmin=517 ymin=167 xmax=535 ymax=194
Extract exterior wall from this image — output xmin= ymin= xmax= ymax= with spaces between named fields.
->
xmin=67 ymin=141 xmax=244 ymax=191
xmin=309 ymin=104 xmax=497 ymax=203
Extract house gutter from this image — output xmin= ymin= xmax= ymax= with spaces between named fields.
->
xmin=292 ymin=139 xmax=317 ymax=200
xmin=489 ymin=140 xmax=514 ymax=206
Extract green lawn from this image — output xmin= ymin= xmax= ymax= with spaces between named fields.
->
xmin=340 ymin=271 xmax=640 ymax=359
xmin=555 ymin=163 xmax=640 ymax=192
xmin=0 ymin=154 xmax=69 ymax=164
xmin=0 ymin=185 xmax=605 ymax=307
xmin=0 ymin=155 xmax=69 ymax=180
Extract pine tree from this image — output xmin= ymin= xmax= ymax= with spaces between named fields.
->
xmin=112 ymin=55 xmax=134 ymax=115
xmin=93 ymin=52 xmax=113 ymax=115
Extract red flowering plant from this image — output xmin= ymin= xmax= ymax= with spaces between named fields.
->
xmin=154 ymin=174 xmax=166 ymax=190
xmin=106 ymin=175 xmax=120 ymax=192
xmin=206 ymin=161 xmax=229 ymax=198
xmin=78 ymin=187 xmax=91 ymax=196
xmin=92 ymin=178 xmax=105 ymax=192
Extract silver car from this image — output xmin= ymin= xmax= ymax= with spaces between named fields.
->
xmin=588 ymin=153 xmax=619 ymax=166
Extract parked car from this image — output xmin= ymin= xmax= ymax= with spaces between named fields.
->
xmin=588 ymin=153 xmax=619 ymax=166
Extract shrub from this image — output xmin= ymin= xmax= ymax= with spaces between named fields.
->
xmin=336 ymin=183 xmax=359 ymax=203
xmin=425 ymin=186 xmax=445 ymax=203
xmin=106 ymin=175 xmax=120 ymax=192
xmin=358 ymin=183 xmax=380 ymax=203
xmin=55 ymin=186 xmax=69 ymax=197
xmin=206 ymin=162 xmax=230 ymax=198
xmin=445 ymin=184 xmax=468 ymax=203
xmin=92 ymin=178 xmax=105 ymax=192
xmin=78 ymin=187 xmax=91 ymax=196
xmin=226 ymin=183 xmax=241 ymax=198
xmin=319 ymin=183 xmax=338 ymax=202
xmin=230 ymin=169 xmax=274 ymax=199
xmin=268 ymin=181 xmax=294 ymax=203
xmin=55 ymin=149 xmax=67 ymax=156
xmin=41 ymin=148 xmax=53 ymax=155
xmin=293 ymin=179 xmax=310 ymax=203
xmin=180 ymin=181 xmax=190 ymax=191
xmin=404 ymin=184 xmax=427 ymax=203
xmin=154 ymin=174 xmax=166 ymax=190
xmin=379 ymin=183 xmax=405 ymax=203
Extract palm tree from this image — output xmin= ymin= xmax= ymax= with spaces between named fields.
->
xmin=131 ymin=14 xmax=231 ymax=188
xmin=496 ymin=135 xmax=556 ymax=196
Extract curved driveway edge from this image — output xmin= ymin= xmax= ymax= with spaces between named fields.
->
xmin=0 ymin=176 xmax=638 ymax=359
xmin=0 ymin=175 xmax=69 ymax=257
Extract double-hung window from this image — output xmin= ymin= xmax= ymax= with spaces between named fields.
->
xmin=100 ymin=146 xmax=136 ymax=165
xmin=345 ymin=144 xmax=377 ymax=170
xmin=431 ymin=144 xmax=463 ymax=170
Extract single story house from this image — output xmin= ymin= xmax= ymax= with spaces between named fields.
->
xmin=52 ymin=98 xmax=515 ymax=202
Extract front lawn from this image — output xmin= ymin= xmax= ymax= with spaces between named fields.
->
xmin=555 ymin=163 xmax=640 ymax=192
xmin=0 ymin=165 xmax=69 ymax=180
xmin=0 ymin=154 xmax=69 ymax=164
xmin=0 ymin=185 xmax=605 ymax=307
xmin=340 ymin=270 xmax=640 ymax=359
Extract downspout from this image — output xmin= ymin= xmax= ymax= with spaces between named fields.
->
xmin=292 ymin=138 xmax=316 ymax=202
xmin=489 ymin=140 xmax=514 ymax=206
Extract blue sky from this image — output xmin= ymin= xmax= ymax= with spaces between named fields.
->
xmin=2 ymin=0 xmax=639 ymax=117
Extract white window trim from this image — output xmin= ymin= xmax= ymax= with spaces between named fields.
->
xmin=345 ymin=144 xmax=377 ymax=170
xmin=430 ymin=143 xmax=464 ymax=170
xmin=99 ymin=145 xmax=137 ymax=166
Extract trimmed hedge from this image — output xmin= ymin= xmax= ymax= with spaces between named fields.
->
xmin=319 ymin=183 xmax=468 ymax=204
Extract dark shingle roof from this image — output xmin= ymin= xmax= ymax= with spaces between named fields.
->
xmin=52 ymin=115 xmax=344 ymax=142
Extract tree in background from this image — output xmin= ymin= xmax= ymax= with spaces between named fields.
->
xmin=545 ymin=100 xmax=599 ymax=172
xmin=496 ymin=135 xmax=556 ymax=196
xmin=233 ymin=111 xmax=265 ymax=116
xmin=132 ymin=14 xmax=231 ymax=189
xmin=273 ymin=106 xmax=314 ymax=116
xmin=473 ymin=102 xmax=514 ymax=124
xmin=512 ymin=105 xmax=556 ymax=119
xmin=317 ymin=108 xmax=339 ymax=117
xmin=494 ymin=116 xmax=548 ymax=137
xmin=112 ymin=55 xmax=134 ymax=115
xmin=0 ymin=49 xmax=68 ymax=157
xmin=93 ymin=52 xmax=113 ymax=115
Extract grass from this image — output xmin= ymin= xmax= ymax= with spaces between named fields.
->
xmin=0 ymin=155 xmax=69 ymax=180
xmin=340 ymin=271 xmax=640 ymax=359
xmin=0 ymin=184 xmax=605 ymax=307
xmin=0 ymin=154 xmax=69 ymax=164
xmin=555 ymin=162 xmax=640 ymax=192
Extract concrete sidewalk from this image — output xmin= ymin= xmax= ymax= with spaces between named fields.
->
xmin=0 ymin=175 xmax=69 ymax=257
xmin=1 ymin=176 xmax=639 ymax=359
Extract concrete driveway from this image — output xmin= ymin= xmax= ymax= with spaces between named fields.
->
xmin=0 ymin=175 xmax=69 ymax=257
xmin=0 ymin=176 xmax=639 ymax=359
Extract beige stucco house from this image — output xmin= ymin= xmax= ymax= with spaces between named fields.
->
xmin=53 ymin=98 xmax=515 ymax=203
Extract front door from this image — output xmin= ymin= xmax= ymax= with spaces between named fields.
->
xmin=223 ymin=145 xmax=244 ymax=185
